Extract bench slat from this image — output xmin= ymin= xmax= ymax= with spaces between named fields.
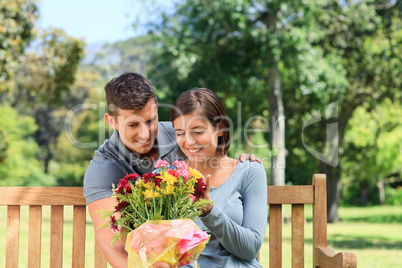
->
xmin=0 ymin=187 xmax=86 ymax=205
xmin=73 ymin=205 xmax=87 ymax=268
xmin=268 ymin=186 xmax=314 ymax=204
xmin=292 ymin=204 xmax=304 ymax=268
xmin=6 ymin=205 xmax=20 ymax=268
xmin=269 ymin=204 xmax=282 ymax=268
xmin=29 ymin=205 xmax=42 ymax=268
xmin=50 ymin=205 xmax=64 ymax=268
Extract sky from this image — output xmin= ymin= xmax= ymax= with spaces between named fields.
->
xmin=37 ymin=0 xmax=137 ymax=45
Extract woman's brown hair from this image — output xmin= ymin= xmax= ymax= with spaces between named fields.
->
xmin=170 ymin=88 xmax=231 ymax=156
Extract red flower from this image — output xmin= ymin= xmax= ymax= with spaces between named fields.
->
xmin=116 ymin=173 xmax=139 ymax=194
xmin=142 ymin=172 xmax=156 ymax=184
xmin=193 ymin=178 xmax=206 ymax=199
xmin=167 ymin=169 xmax=179 ymax=178
xmin=153 ymin=177 xmax=162 ymax=187
xmin=110 ymin=215 xmax=119 ymax=232
xmin=114 ymin=201 xmax=129 ymax=212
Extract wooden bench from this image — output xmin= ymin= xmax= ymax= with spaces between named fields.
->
xmin=0 ymin=187 xmax=108 ymax=268
xmin=267 ymin=174 xmax=356 ymax=268
xmin=0 ymin=174 xmax=356 ymax=267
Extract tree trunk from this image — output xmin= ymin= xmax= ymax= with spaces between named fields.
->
xmin=265 ymin=5 xmax=285 ymax=186
xmin=320 ymin=161 xmax=341 ymax=222
xmin=319 ymin=98 xmax=358 ymax=222
xmin=267 ymin=66 xmax=285 ymax=186
xmin=44 ymin=149 xmax=52 ymax=174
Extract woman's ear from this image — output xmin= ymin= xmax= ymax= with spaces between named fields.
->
xmin=217 ymin=120 xmax=225 ymax=137
xmin=105 ymin=113 xmax=118 ymax=130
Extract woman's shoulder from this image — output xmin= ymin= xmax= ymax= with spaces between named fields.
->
xmin=236 ymin=160 xmax=266 ymax=173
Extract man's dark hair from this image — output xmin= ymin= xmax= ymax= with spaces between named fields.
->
xmin=105 ymin=72 xmax=157 ymax=115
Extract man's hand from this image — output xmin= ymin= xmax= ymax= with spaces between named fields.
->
xmin=238 ymin=153 xmax=261 ymax=163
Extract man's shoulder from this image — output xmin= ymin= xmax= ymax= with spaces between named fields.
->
xmin=85 ymin=157 xmax=125 ymax=180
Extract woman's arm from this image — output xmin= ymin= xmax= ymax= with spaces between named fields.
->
xmin=201 ymin=165 xmax=268 ymax=261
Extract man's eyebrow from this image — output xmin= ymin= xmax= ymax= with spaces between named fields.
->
xmin=146 ymin=116 xmax=157 ymax=122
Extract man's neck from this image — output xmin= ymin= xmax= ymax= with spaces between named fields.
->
xmin=136 ymin=147 xmax=158 ymax=162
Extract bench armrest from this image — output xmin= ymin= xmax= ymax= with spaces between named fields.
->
xmin=314 ymin=247 xmax=357 ymax=268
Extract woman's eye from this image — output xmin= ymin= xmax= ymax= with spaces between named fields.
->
xmin=194 ymin=131 xmax=204 ymax=135
xmin=176 ymin=133 xmax=184 ymax=136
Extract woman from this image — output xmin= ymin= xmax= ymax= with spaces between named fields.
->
xmin=171 ymin=88 xmax=267 ymax=267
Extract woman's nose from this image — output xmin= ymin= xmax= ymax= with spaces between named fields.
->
xmin=184 ymin=133 xmax=195 ymax=145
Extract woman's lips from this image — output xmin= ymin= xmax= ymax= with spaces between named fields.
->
xmin=187 ymin=147 xmax=203 ymax=154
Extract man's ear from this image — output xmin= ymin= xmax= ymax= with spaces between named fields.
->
xmin=105 ymin=113 xmax=118 ymax=130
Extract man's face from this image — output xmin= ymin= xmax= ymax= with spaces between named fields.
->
xmin=108 ymin=100 xmax=159 ymax=155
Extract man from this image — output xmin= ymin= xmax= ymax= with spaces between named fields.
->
xmin=84 ymin=72 xmax=258 ymax=267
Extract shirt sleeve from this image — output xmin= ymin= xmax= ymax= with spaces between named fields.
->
xmin=200 ymin=164 xmax=268 ymax=261
xmin=83 ymin=158 xmax=127 ymax=204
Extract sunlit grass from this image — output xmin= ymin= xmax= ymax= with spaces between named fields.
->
xmin=259 ymin=205 xmax=402 ymax=267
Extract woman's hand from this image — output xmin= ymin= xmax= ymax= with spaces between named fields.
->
xmin=200 ymin=174 xmax=213 ymax=216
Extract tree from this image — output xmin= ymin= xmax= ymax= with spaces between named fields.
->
xmin=342 ymin=99 xmax=402 ymax=205
xmin=12 ymin=28 xmax=85 ymax=174
xmin=309 ymin=0 xmax=402 ymax=221
xmin=0 ymin=104 xmax=55 ymax=186
xmin=146 ymin=0 xmax=338 ymax=186
xmin=0 ymin=0 xmax=38 ymax=92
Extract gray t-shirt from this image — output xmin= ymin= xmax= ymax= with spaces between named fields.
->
xmin=186 ymin=161 xmax=267 ymax=267
xmin=83 ymin=121 xmax=184 ymax=204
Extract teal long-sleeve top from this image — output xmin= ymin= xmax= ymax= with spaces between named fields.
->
xmin=185 ymin=160 xmax=268 ymax=267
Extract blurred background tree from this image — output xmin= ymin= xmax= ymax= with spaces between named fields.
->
xmin=0 ymin=0 xmax=38 ymax=93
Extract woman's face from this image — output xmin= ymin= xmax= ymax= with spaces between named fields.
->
xmin=173 ymin=112 xmax=222 ymax=164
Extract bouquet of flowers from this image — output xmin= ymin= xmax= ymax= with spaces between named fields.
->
xmin=99 ymin=160 xmax=213 ymax=268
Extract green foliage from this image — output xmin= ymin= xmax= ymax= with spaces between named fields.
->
xmin=49 ymin=68 xmax=109 ymax=186
xmin=0 ymin=104 xmax=55 ymax=186
xmin=0 ymin=127 xmax=9 ymax=163
xmin=342 ymin=99 xmax=402 ymax=205
xmin=0 ymin=0 xmax=39 ymax=92
xmin=15 ymin=27 xmax=86 ymax=106
xmin=385 ymin=186 xmax=402 ymax=206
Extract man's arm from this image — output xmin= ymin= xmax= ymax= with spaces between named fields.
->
xmin=88 ymin=197 xmax=128 ymax=268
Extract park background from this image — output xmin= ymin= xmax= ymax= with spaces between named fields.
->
xmin=0 ymin=0 xmax=401 ymax=267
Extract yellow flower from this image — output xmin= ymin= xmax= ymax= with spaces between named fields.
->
xmin=164 ymin=184 xmax=176 ymax=195
xmin=144 ymin=189 xmax=161 ymax=199
xmin=143 ymin=182 xmax=153 ymax=190
xmin=189 ymin=168 xmax=202 ymax=179
xmin=157 ymin=172 xmax=179 ymax=185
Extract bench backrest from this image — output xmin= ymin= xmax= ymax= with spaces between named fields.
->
xmin=0 ymin=187 xmax=107 ymax=268
xmin=1 ymin=174 xmax=356 ymax=267
xmin=267 ymin=174 xmax=327 ymax=268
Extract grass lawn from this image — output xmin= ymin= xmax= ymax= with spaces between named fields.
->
xmin=259 ymin=205 xmax=402 ymax=267
xmin=1 ymin=205 xmax=401 ymax=267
